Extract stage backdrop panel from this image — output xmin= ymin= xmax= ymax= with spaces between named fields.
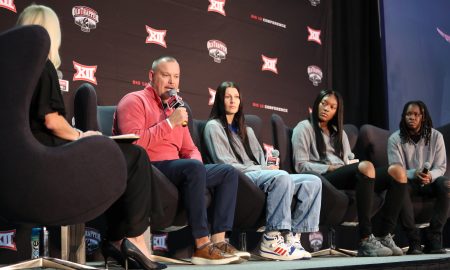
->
xmin=0 ymin=0 xmax=331 ymax=146
xmin=381 ymin=0 xmax=450 ymax=130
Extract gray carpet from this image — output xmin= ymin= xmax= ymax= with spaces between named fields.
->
xmin=89 ymin=253 xmax=450 ymax=270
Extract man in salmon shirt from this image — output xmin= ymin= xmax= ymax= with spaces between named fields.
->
xmin=113 ymin=56 xmax=249 ymax=265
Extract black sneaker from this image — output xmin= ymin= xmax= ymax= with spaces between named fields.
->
xmin=423 ymin=233 xmax=446 ymax=254
xmin=406 ymin=242 xmax=423 ymax=255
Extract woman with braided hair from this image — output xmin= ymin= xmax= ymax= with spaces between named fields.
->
xmin=388 ymin=100 xmax=449 ymax=255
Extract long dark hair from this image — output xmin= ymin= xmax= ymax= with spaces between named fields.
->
xmin=309 ymin=89 xmax=344 ymax=160
xmin=209 ymin=81 xmax=259 ymax=164
xmin=399 ymin=100 xmax=433 ymax=145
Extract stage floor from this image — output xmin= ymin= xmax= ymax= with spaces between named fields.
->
xmin=94 ymin=252 xmax=450 ymax=270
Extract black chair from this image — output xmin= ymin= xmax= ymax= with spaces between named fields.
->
xmin=271 ymin=113 xmax=384 ymax=256
xmin=0 ymin=25 xmax=127 ymax=269
xmin=436 ymin=123 xmax=450 ymax=178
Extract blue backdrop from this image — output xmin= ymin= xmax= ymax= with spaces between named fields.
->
xmin=381 ymin=0 xmax=450 ymax=130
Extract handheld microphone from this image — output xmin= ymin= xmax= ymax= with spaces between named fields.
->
xmin=166 ymin=89 xmax=187 ymax=127
xmin=267 ymin=149 xmax=280 ymax=167
xmin=422 ymin=162 xmax=431 ymax=174
xmin=347 ymin=152 xmax=359 ymax=164
xmin=420 ymin=162 xmax=431 ymax=187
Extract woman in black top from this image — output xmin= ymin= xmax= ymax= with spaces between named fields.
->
xmin=18 ymin=4 xmax=165 ymax=270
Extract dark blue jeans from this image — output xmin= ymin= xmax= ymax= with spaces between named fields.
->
xmin=152 ymin=159 xmax=238 ymax=239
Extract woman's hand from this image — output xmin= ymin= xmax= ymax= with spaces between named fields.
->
xmin=78 ymin=130 xmax=102 ymax=139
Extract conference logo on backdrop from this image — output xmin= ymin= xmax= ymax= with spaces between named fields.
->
xmin=73 ymin=61 xmax=98 ymax=85
xmin=72 ymin=6 xmax=99 ymax=32
xmin=0 ymin=0 xmax=16 ymax=12
xmin=437 ymin=27 xmax=450 ymax=44
xmin=207 ymin=40 xmax=227 ymax=63
xmin=252 ymin=102 xmax=288 ymax=113
xmin=208 ymin=0 xmax=226 ymax=16
xmin=261 ymin=55 xmax=278 ymax=74
xmin=152 ymin=233 xmax=168 ymax=252
xmin=309 ymin=0 xmax=321 ymax=7
xmin=208 ymin=88 xmax=216 ymax=105
xmin=250 ymin=14 xmax=286 ymax=29
xmin=0 ymin=230 xmax=17 ymax=251
xmin=309 ymin=232 xmax=323 ymax=252
xmin=307 ymin=65 xmax=322 ymax=86
xmin=85 ymin=227 xmax=101 ymax=255
xmin=307 ymin=27 xmax=322 ymax=45
xmin=59 ymin=79 xmax=69 ymax=92
xmin=263 ymin=143 xmax=274 ymax=156
xmin=146 ymin=26 xmax=167 ymax=48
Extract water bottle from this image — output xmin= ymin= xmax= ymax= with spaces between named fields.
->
xmin=31 ymin=227 xmax=41 ymax=259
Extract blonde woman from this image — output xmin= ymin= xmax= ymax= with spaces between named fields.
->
xmin=17 ymin=5 xmax=165 ymax=269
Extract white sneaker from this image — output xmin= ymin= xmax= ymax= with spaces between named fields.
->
xmin=259 ymin=232 xmax=304 ymax=260
xmin=284 ymin=232 xmax=312 ymax=259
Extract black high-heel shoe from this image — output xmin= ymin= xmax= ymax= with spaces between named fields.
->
xmin=101 ymin=240 xmax=141 ymax=269
xmin=121 ymin=238 xmax=167 ymax=270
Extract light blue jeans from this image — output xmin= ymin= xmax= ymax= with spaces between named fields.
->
xmin=245 ymin=170 xmax=322 ymax=233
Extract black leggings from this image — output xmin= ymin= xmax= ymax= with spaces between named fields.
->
xmin=400 ymin=176 xmax=450 ymax=240
xmin=324 ymin=162 xmax=406 ymax=238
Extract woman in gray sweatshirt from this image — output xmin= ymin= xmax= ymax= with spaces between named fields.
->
xmin=292 ymin=89 xmax=407 ymax=257
xmin=204 ymin=81 xmax=321 ymax=261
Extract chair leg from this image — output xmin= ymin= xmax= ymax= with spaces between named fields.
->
xmin=0 ymin=224 xmax=97 ymax=270
xmin=311 ymin=227 xmax=356 ymax=257
xmin=239 ymin=232 xmax=247 ymax=251
xmin=0 ymin=257 xmax=99 ymax=270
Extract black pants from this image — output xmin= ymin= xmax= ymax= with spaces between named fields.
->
xmin=324 ymin=163 xmax=406 ymax=238
xmin=152 ymin=159 xmax=238 ymax=239
xmin=401 ymin=176 xmax=450 ymax=241
xmin=106 ymin=143 xmax=156 ymax=241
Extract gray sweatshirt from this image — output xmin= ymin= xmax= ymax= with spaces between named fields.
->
xmin=292 ymin=119 xmax=352 ymax=174
xmin=203 ymin=119 xmax=269 ymax=173
xmin=387 ymin=128 xmax=447 ymax=182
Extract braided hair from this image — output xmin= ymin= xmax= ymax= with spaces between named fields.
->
xmin=399 ymin=100 xmax=433 ymax=145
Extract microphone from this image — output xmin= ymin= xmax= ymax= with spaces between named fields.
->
xmin=165 ymin=89 xmax=187 ymax=127
xmin=347 ymin=152 xmax=359 ymax=164
xmin=420 ymin=162 xmax=431 ymax=187
xmin=267 ymin=149 xmax=280 ymax=167
xmin=422 ymin=162 xmax=431 ymax=174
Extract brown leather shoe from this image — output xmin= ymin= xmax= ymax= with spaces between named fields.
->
xmin=214 ymin=241 xmax=251 ymax=260
xmin=191 ymin=243 xmax=239 ymax=265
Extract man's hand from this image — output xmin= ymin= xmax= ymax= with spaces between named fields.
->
xmin=168 ymin=107 xmax=188 ymax=127
xmin=268 ymin=165 xmax=279 ymax=170
xmin=415 ymin=169 xmax=432 ymax=186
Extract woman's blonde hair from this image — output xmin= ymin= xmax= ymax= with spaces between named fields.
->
xmin=17 ymin=4 xmax=61 ymax=68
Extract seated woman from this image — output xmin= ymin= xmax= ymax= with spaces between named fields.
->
xmin=203 ymin=81 xmax=322 ymax=261
xmin=17 ymin=4 xmax=164 ymax=270
xmin=292 ymin=89 xmax=407 ymax=257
